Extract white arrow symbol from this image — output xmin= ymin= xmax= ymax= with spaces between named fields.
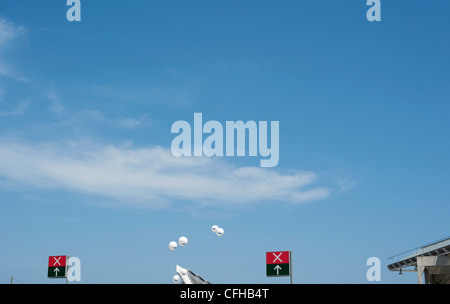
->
xmin=274 ymin=265 xmax=282 ymax=275
xmin=54 ymin=268 xmax=60 ymax=276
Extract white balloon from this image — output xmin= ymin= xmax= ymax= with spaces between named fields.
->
xmin=173 ymin=274 xmax=181 ymax=283
xmin=169 ymin=241 xmax=177 ymax=250
xmin=211 ymin=225 xmax=219 ymax=233
xmin=216 ymin=227 xmax=224 ymax=236
xmin=178 ymin=236 xmax=188 ymax=246
xmin=180 ymin=268 xmax=188 ymax=275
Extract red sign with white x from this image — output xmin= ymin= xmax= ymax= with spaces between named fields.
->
xmin=266 ymin=251 xmax=290 ymax=264
xmin=48 ymin=255 xmax=67 ymax=267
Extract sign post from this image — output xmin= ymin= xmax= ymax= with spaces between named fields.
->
xmin=266 ymin=251 xmax=292 ymax=283
xmin=48 ymin=255 xmax=68 ymax=279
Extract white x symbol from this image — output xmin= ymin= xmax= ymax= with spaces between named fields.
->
xmin=53 ymin=257 xmax=61 ymax=266
xmin=272 ymin=252 xmax=282 ymax=263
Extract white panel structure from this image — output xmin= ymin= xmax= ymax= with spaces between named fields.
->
xmin=175 ymin=265 xmax=210 ymax=284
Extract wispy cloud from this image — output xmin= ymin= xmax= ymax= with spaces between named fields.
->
xmin=89 ymin=83 xmax=199 ymax=107
xmin=210 ymin=59 xmax=258 ymax=73
xmin=0 ymin=138 xmax=331 ymax=209
xmin=0 ymin=99 xmax=30 ymax=116
xmin=0 ymin=19 xmax=25 ymax=46
xmin=0 ymin=18 xmax=27 ymax=82
xmin=61 ymin=109 xmax=145 ymax=130
xmin=166 ymin=66 xmax=180 ymax=75
xmin=46 ymin=90 xmax=66 ymax=115
xmin=0 ymin=18 xmax=31 ymax=117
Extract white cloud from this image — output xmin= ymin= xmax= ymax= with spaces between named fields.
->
xmin=0 ymin=99 xmax=30 ymax=116
xmin=0 ymin=18 xmax=27 ymax=81
xmin=0 ymin=138 xmax=331 ymax=209
xmin=89 ymin=84 xmax=198 ymax=107
xmin=0 ymin=19 xmax=30 ymax=116
xmin=166 ymin=67 xmax=180 ymax=74
xmin=113 ymin=118 xmax=141 ymax=129
xmin=61 ymin=109 xmax=144 ymax=130
xmin=0 ymin=19 xmax=24 ymax=45
xmin=46 ymin=90 xmax=66 ymax=115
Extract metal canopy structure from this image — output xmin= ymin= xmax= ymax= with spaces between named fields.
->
xmin=176 ymin=265 xmax=210 ymax=284
xmin=387 ymin=236 xmax=450 ymax=284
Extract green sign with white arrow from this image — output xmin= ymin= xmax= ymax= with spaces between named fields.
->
xmin=266 ymin=263 xmax=290 ymax=276
xmin=48 ymin=266 xmax=67 ymax=278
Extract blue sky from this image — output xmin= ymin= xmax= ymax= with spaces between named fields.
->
xmin=0 ymin=1 xmax=449 ymax=284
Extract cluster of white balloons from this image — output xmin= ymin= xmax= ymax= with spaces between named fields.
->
xmin=211 ymin=224 xmax=224 ymax=236
xmin=169 ymin=236 xmax=188 ymax=251
xmin=170 ymin=225 xmax=224 ymax=283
